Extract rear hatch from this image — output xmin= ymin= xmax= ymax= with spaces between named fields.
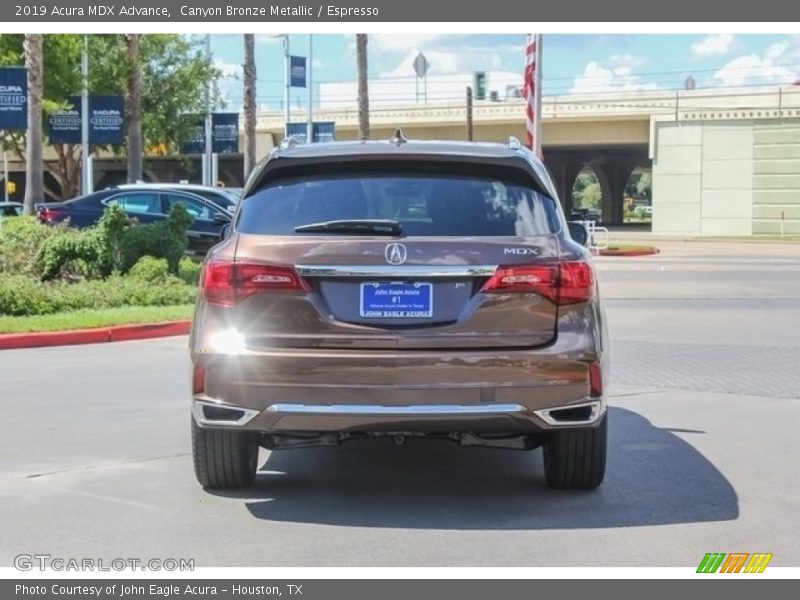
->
xmin=209 ymin=161 xmax=580 ymax=351
xmin=231 ymin=235 xmax=561 ymax=350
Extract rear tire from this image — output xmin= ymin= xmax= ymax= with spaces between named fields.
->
xmin=191 ymin=418 xmax=259 ymax=489
xmin=543 ymin=414 xmax=607 ymax=489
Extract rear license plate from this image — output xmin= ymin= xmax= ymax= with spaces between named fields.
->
xmin=360 ymin=282 xmax=433 ymax=318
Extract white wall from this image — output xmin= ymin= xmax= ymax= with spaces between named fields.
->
xmin=652 ymin=120 xmax=755 ymax=236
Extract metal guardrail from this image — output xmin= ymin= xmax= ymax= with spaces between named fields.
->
xmin=575 ymin=220 xmax=610 ymax=253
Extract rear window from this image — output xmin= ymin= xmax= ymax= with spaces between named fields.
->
xmin=237 ymin=174 xmax=559 ymax=236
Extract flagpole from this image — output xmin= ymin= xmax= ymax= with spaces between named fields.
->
xmin=534 ymin=33 xmax=544 ymax=159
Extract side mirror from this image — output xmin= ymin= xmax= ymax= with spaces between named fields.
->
xmin=212 ymin=212 xmax=231 ymax=224
xmin=567 ymin=221 xmax=590 ymax=247
xmin=218 ymin=223 xmax=231 ymax=241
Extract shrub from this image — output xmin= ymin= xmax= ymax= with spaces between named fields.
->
xmin=178 ymin=256 xmax=202 ymax=285
xmin=129 ymin=256 xmax=171 ymax=282
xmin=0 ymin=216 xmax=66 ymax=276
xmin=0 ymin=273 xmax=198 ymax=317
xmin=37 ymin=203 xmax=194 ymax=281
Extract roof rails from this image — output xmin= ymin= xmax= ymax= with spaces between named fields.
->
xmin=280 ymin=136 xmax=299 ymax=150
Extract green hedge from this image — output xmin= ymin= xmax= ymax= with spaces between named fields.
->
xmin=0 ymin=273 xmax=198 ymax=317
xmin=0 ymin=216 xmax=65 ymax=277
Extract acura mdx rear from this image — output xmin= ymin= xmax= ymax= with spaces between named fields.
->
xmin=190 ymin=137 xmax=609 ymax=490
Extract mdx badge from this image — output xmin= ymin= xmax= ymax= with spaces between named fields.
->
xmin=503 ymin=247 xmax=540 ymax=256
xmin=385 ymin=243 xmax=408 ymax=265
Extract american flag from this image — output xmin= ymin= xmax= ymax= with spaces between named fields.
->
xmin=522 ymin=34 xmax=543 ymax=157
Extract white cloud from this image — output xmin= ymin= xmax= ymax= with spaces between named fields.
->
xmin=692 ymin=34 xmax=735 ymax=58
xmin=712 ymin=42 xmax=797 ymax=86
xmin=213 ymin=59 xmax=244 ymax=110
xmin=379 ymin=49 xmax=507 ymax=78
xmin=569 ymin=61 xmax=659 ymax=95
xmin=610 ymin=54 xmax=647 ymax=69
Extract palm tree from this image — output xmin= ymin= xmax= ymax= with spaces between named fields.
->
xmin=23 ymin=34 xmax=44 ymax=215
xmin=356 ymin=34 xmax=370 ymax=140
xmin=243 ymin=34 xmax=256 ymax=180
xmin=125 ymin=34 xmax=143 ymax=183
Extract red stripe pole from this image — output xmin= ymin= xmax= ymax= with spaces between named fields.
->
xmin=522 ymin=34 xmax=542 ymax=157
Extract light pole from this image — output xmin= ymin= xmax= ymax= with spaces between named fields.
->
xmin=204 ymin=34 xmax=213 ymax=187
xmin=307 ymin=34 xmax=313 ymax=143
xmin=81 ymin=35 xmax=90 ymax=195
xmin=283 ymin=35 xmax=290 ymax=138
xmin=263 ymin=34 xmax=291 ymax=139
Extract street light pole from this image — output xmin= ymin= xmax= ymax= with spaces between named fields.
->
xmin=284 ymin=35 xmax=290 ymax=138
xmin=307 ymin=34 xmax=313 ymax=143
xmin=81 ymin=35 xmax=90 ymax=195
xmin=204 ymin=34 xmax=213 ymax=187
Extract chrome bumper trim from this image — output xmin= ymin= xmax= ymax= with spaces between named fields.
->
xmin=533 ymin=399 xmax=606 ymax=426
xmin=267 ymin=403 xmax=526 ymax=416
xmin=192 ymin=399 xmax=260 ymax=427
xmin=295 ymin=264 xmax=498 ymax=278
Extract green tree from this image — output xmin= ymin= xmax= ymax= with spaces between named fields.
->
xmin=572 ymin=170 xmax=601 ymax=210
xmin=0 ymin=34 xmax=220 ymax=199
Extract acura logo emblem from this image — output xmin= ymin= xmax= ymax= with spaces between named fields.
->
xmin=384 ymin=243 xmax=407 ymax=265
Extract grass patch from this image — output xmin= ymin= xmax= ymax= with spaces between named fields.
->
xmin=0 ymin=305 xmax=194 ymax=334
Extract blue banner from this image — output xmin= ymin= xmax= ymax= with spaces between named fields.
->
xmin=0 ymin=67 xmax=28 ymax=130
xmin=286 ymin=121 xmax=336 ymax=144
xmin=181 ymin=113 xmax=240 ymax=154
xmin=48 ymin=97 xmax=81 ymax=144
xmin=290 ymin=56 xmax=306 ymax=88
xmin=181 ymin=115 xmax=205 ymax=154
xmin=48 ymin=95 xmax=124 ymax=145
xmin=212 ymin=112 xmax=239 ymax=153
xmin=89 ymin=95 xmax=124 ymax=145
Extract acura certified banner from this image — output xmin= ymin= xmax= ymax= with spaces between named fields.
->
xmin=181 ymin=113 xmax=240 ymax=154
xmin=48 ymin=95 xmax=125 ymax=145
xmin=0 ymin=67 xmax=27 ymax=130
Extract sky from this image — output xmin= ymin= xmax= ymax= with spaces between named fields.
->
xmin=205 ymin=34 xmax=800 ymax=112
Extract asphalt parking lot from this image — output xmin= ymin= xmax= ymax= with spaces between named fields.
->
xmin=1 ymin=240 xmax=799 ymax=567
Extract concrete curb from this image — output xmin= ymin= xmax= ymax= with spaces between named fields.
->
xmin=599 ymin=246 xmax=660 ymax=257
xmin=0 ymin=320 xmax=191 ymax=350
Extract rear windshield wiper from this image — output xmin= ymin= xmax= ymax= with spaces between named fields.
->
xmin=294 ymin=219 xmax=403 ymax=236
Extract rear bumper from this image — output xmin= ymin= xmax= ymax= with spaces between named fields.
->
xmin=192 ymin=396 xmax=605 ymax=433
xmin=191 ymin=302 xmax=608 ymax=435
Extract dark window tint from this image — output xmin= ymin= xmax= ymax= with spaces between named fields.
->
xmin=105 ymin=192 xmax=161 ymax=215
xmin=191 ymin=189 xmax=236 ymax=208
xmin=238 ymin=174 xmax=559 ymax=236
xmin=165 ymin=194 xmax=215 ymax=220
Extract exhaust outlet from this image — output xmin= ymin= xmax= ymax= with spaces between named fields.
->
xmin=534 ymin=399 xmax=605 ymax=426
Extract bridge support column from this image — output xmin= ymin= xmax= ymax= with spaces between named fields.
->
xmin=548 ymin=159 xmax=583 ymax=217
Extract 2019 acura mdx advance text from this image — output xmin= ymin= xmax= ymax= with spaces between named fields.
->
xmin=190 ymin=135 xmax=609 ymax=490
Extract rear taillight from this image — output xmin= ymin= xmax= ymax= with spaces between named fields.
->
xmin=38 ymin=206 xmax=65 ymax=223
xmin=481 ymin=261 xmax=594 ymax=305
xmin=201 ymin=260 xmax=309 ymax=306
xmin=557 ymin=261 xmax=595 ymax=305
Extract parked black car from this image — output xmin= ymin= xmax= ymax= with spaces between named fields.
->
xmin=0 ymin=201 xmax=24 ymax=217
xmin=111 ymin=183 xmax=240 ymax=213
xmin=36 ymin=188 xmax=231 ymax=255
